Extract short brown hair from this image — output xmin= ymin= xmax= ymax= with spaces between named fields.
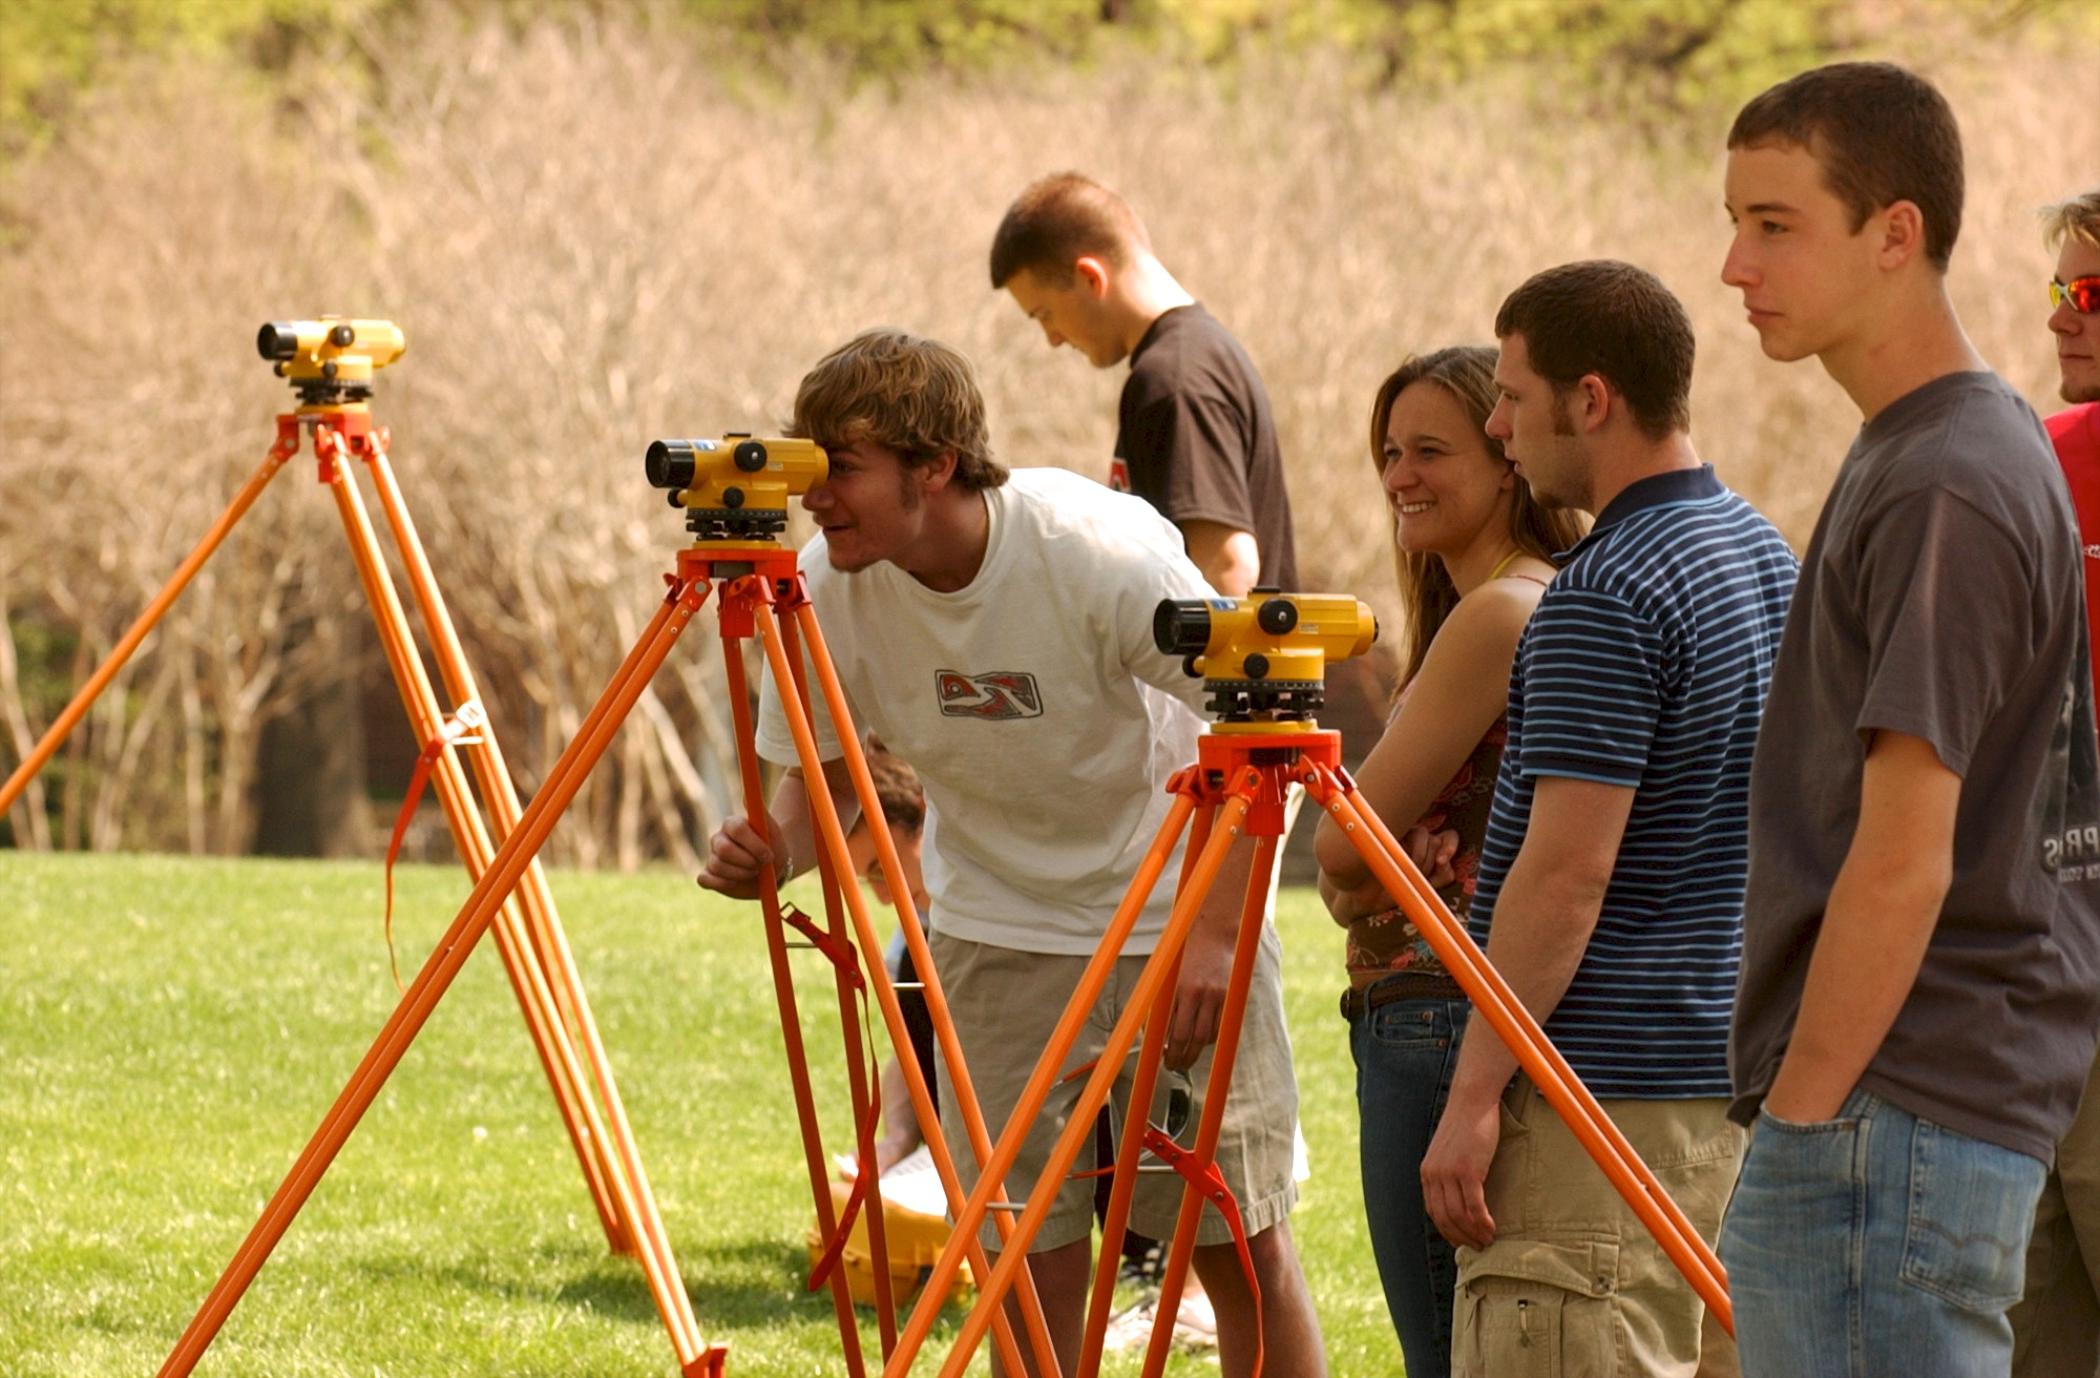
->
xmin=859 ymin=734 xmax=924 ymax=834
xmin=988 ymin=172 xmax=1151 ymax=289
xmin=1728 ymin=62 xmax=1964 ymax=272
xmin=2043 ymin=190 xmax=2100 ymax=252
xmin=1493 ymin=261 xmax=1695 ymax=442
xmin=790 ymin=329 xmax=1008 ymax=492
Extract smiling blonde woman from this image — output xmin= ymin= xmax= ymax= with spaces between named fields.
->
xmin=1314 ymin=345 xmax=1581 ymax=1378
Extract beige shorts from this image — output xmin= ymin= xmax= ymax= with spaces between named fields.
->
xmin=929 ymin=926 xmax=1300 ymax=1254
xmin=1453 ymin=1075 xmax=1745 ymax=1378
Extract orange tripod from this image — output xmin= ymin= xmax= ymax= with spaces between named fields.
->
xmin=150 ymin=433 xmax=1066 ymax=1375
xmin=0 ymin=319 xmax=709 ymax=1374
xmin=883 ymin=610 xmax=1731 ymax=1378
xmin=0 ymin=333 xmax=662 ymax=1285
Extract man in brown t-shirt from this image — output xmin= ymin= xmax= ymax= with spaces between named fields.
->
xmin=987 ymin=174 xmax=1319 ymax=1377
xmin=990 ymin=172 xmax=1297 ymax=597
xmin=1719 ymin=64 xmax=2100 ymax=1378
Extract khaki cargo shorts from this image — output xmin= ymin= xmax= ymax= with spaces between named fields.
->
xmin=1452 ymin=1075 xmax=1744 ymax=1378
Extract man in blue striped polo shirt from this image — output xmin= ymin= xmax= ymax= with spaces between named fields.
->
xmin=1418 ymin=260 xmax=1798 ymax=1378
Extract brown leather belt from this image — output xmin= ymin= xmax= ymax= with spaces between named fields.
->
xmin=1340 ymin=971 xmax=1467 ymax=1019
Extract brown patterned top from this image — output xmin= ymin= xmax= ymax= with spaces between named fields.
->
xmin=1344 ymin=712 xmax=1508 ymax=992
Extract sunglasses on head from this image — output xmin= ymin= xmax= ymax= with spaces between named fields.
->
xmin=2051 ymin=276 xmax=2100 ymax=314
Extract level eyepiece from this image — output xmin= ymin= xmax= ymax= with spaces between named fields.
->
xmin=1155 ymin=598 xmax=1224 ymax=656
xmin=646 ymin=439 xmax=701 ymax=490
xmin=257 ymin=323 xmax=299 ymax=361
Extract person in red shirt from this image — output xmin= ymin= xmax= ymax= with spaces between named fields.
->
xmin=2045 ymin=191 xmax=2100 ymax=705
xmin=2010 ymin=185 xmax=2100 ymax=1378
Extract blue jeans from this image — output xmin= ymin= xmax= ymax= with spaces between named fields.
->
xmin=1721 ymin=1088 xmax=2047 ymax=1378
xmin=1351 ymin=990 xmax=1468 ymax=1378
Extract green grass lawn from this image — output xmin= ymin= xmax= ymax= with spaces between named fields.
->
xmin=0 ymin=851 xmax=1394 ymax=1376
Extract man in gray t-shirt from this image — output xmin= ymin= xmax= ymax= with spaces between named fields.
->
xmin=1731 ymin=371 xmax=2100 ymax=1160
xmin=1719 ymin=63 xmax=2100 ymax=1377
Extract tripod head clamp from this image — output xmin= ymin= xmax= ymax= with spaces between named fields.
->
xmin=645 ymin=434 xmax=827 ymax=544
xmin=257 ymin=319 xmax=406 ymax=410
xmin=1155 ymin=589 xmax=1377 ymax=724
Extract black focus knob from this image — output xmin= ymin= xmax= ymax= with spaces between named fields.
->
xmin=1257 ymin=599 xmax=1297 ymax=635
xmin=733 ymin=440 xmax=768 ymax=472
xmin=723 ymin=487 xmax=745 ymax=509
xmin=1243 ymin=653 xmax=1270 ymax=680
xmin=328 ymin=323 xmax=355 ymax=347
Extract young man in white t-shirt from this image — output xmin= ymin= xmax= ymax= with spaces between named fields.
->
xmin=696 ymin=329 xmax=1325 ymax=1378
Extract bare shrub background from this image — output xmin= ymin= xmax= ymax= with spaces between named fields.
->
xmin=3 ymin=6 xmax=2094 ymax=862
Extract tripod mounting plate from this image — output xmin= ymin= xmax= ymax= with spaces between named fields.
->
xmin=676 ymin=542 xmax=802 ymax=583
xmin=1191 ymin=727 xmax=1340 ymax=837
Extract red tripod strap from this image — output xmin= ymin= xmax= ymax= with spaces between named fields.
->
xmin=381 ymin=701 xmax=486 ymax=989
xmin=1142 ymin=1128 xmax=1265 ymax=1377
xmin=809 ymin=1162 xmax=874 ymax=1293
xmin=778 ymin=904 xmax=863 ymax=992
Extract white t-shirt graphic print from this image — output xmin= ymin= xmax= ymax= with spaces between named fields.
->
xmin=755 ymin=467 xmax=1213 ymax=955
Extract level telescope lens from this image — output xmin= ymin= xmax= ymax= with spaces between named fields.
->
xmin=644 ymin=439 xmax=700 ymax=490
xmin=1153 ymin=599 xmax=1214 ymax=655
xmin=256 ymin=323 xmax=299 ymax=361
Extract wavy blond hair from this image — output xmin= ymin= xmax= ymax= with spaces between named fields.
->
xmin=791 ymin=329 xmax=1008 ymax=492
xmin=2042 ymin=189 xmax=2100 ymax=252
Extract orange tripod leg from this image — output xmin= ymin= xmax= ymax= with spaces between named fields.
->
xmin=1 ymin=430 xmax=295 ymax=818
xmin=358 ymin=434 xmax=639 ymax=1253
xmin=1307 ymin=764 xmax=1732 ymax=1332
xmin=326 ymin=453 xmax=630 ymax=1252
xmin=897 ymin=784 xmax=1250 ymax=1378
xmin=156 ymin=578 xmax=718 ymax=1378
xmin=763 ymin=598 xmax=1059 ymax=1378
xmin=1138 ymin=832 xmax=1279 ymax=1378
xmin=720 ymin=627 xmax=874 ymax=1378
xmin=1078 ymin=805 xmax=1217 ymax=1375
xmin=773 ymin=609 xmax=898 ymax=1356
